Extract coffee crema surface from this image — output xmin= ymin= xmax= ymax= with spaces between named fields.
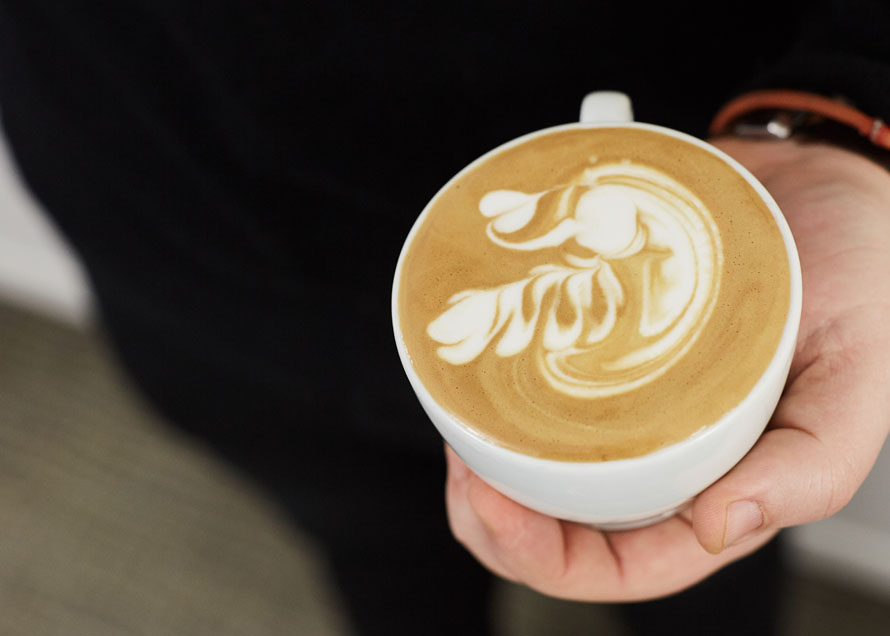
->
xmin=398 ymin=127 xmax=790 ymax=461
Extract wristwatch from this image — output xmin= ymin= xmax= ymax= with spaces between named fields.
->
xmin=710 ymin=90 xmax=890 ymax=168
xmin=710 ymin=89 xmax=889 ymax=148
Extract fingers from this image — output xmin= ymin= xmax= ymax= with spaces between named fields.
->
xmin=445 ymin=446 xmax=776 ymax=602
xmin=445 ymin=312 xmax=890 ymax=599
xmin=693 ymin=328 xmax=890 ymax=554
xmin=465 ymin=471 xmax=569 ymax=583
xmin=445 ymin=331 xmax=889 ymax=600
xmin=444 ymin=446 xmax=516 ymax=581
xmin=445 ymin=445 xmax=589 ymax=590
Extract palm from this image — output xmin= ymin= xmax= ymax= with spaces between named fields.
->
xmin=445 ymin=137 xmax=890 ymax=601
xmin=720 ymin=138 xmax=890 ymax=365
xmin=725 ymin=138 xmax=890 ymax=474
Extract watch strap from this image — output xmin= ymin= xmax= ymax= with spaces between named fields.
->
xmin=709 ymin=89 xmax=890 ymax=150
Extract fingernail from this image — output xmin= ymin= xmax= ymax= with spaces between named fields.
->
xmin=723 ymin=500 xmax=764 ymax=549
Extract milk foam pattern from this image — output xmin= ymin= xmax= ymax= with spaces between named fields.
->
xmin=427 ymin=160 xmax=723 ymax=398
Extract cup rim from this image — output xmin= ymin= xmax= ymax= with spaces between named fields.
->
xmin=392 ymin=120 xmax=803 ymax=470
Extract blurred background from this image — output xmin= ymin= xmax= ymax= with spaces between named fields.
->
xmin=1 ymin=122 xmax=889 ymax=634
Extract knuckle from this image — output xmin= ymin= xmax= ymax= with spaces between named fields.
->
xmin=447 ymin=514 xmax=472 ymax=547
xmin=820 ymin=454 xmax=859 ymax=519
xmin=445 ymin=498 xmax=474 ymax=547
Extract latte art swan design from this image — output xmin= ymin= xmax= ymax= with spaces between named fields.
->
xmin=426 ymin=160 xmax=724 ymax=398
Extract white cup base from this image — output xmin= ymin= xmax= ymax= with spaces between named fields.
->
xmin=586 ymin=499 xmax=691 ymax=531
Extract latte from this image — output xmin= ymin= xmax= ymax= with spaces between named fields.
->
xmin=397 ymin=127 xmax=790 ymax=461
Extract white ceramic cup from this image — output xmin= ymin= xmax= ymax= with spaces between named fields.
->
xmin=392 ymin=91 xmax=802 ymax=529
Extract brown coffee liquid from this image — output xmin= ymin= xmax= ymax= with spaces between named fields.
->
xmin=398 ymin=127 xmax=789 ymax=461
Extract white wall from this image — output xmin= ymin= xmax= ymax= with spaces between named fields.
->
xmin=0 ymin=125 xmax=888 ymax=596
xmin=0 ymin=125 xmax=92 ymax=326
xmin=788 ymin=439 xmax=890 ymax=595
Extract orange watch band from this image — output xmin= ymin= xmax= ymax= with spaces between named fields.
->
xmin=709 ymin=89 xmax=890 ymax=150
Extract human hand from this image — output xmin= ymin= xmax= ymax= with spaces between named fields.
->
xmin=445 ymin=137 xmax=890 ymax=601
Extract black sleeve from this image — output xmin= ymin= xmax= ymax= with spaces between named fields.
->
xmin=737 ymin=0 xmax=890 ymax=119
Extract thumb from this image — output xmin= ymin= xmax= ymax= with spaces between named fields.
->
xmin=692 ymin=341 xmax=890 ymax=554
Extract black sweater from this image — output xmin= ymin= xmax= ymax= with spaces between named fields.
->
xmin=0 ymin=0 xmax=888 ymax=453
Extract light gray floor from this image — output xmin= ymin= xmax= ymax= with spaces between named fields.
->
xmin=1 ymin=300 xmax=889 ymax=635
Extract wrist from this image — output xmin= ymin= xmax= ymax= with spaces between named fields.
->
xmin=707 ymin=136 xmax=808 ymax=177
xmin=710 ymin=90 xmax=890 ymax=172
xmin=711 ymin=133 xmax=890 ymax=184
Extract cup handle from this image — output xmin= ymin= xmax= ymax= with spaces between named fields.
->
xmin=580 ymin=91 xmax=634 ymax=124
